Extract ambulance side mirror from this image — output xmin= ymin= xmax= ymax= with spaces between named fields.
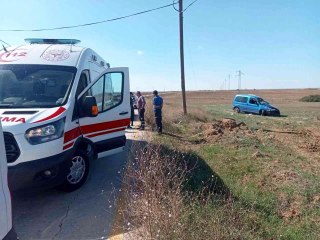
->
xmin=81 ymin=96 xmax=99 ymax=117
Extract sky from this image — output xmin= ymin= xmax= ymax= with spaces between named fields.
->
xmin=0 ymin=0 xmax=319 ymax=91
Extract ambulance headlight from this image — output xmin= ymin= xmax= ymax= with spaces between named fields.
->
xmin=25 ymin=118 xmax=65 ymax=145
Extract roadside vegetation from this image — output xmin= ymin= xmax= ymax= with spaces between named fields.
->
xmin=122 ymin=90 xmax=320 ymax=239
xmin=300 ymin=94 xmax=320 ymax=102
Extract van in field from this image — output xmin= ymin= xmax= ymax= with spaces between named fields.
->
xmin=233 ymin=94 xmax=280 ymax=116
xmin=0 ymin=122 xmax=17 ymax=239
xmin=0 ymin=39 xmax=130 ymax=192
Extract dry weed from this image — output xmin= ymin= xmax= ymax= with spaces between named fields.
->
xmin=121 ymin=143 xmax=256 ymax=240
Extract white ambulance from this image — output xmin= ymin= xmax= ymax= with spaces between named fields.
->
xmin=0 ymin=122 xmax=17 ymax=239
xmin=0 ymin=39 xmax=130 ymax=192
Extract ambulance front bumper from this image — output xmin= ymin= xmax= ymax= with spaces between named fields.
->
xmin=8 ymin=150 xmax=73 ymax=191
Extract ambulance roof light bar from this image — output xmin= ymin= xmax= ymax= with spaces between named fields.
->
xmin=25 ymin=38 xmax=81 ymax=45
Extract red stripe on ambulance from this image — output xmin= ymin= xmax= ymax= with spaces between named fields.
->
xmin=63 ymin=142 xmax=74 ymax=150
xmin=64 ymin=127 xmax=81 ymax=144
xmin=33 ymin=107 xmax=66 ymax=123
xmin=80 ymin=119 xmax=130 ymax=134
xmin=86 ymin=127 xmax=126 ymax=138
xmin=63 ymin=118 xmax=130 ymax=146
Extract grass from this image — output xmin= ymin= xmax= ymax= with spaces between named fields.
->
xmin=125 ymin=90 xmax=320 ymax=239
xmin=300 ymin=95 xmax=320 ymax=102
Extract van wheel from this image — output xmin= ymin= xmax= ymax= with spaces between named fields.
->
xmin=234 ymin=107 xmax=240 ymax=113
xmin=260 ymin=110 xmax=266 ymax=116
xmin=58 ymin=150 xmax=89 ymax=192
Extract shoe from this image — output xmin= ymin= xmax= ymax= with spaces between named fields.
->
xmin=127 ymin=126 xmax=132 ymax=129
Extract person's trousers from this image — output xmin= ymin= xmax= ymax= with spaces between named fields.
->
xmin=139 ymin=108 xmax=145 ymax=129
xmin=130 ymin=108 xmax=134 ymax=125
xmin=154 ymin=109 xmax=162 ymax=133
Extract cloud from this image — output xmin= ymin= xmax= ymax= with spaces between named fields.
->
xmin=137 ymin=50 xmax=144 ymax=56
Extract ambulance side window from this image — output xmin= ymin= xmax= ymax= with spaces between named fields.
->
xmin=76 ymin=73 xmax=89 ymax=97
xmin=89 ymin=76 xmax=104 ymax=112
xmin=78 ymin=72 xmax=124 ymax=118
xmin=73 ymin=71 xmax=90 ymax=121
xmin=103 ymin=73 xmax=123 ymax=111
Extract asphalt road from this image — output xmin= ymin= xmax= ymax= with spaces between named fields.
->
xmin=12 ymin=135 xmax=135 ymax=240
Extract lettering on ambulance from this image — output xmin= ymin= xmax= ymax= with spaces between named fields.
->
xmin=0 ymin=50 xmax=28 ymax=62
xmin=0 ymin=117 xmax=26 ymax=123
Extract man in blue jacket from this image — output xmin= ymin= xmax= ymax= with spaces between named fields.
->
xmin=153 ymin=90 xmax=163 ymax=134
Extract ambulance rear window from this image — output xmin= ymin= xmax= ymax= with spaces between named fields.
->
xmin=0 ymin=64 xmax=76 ymax=108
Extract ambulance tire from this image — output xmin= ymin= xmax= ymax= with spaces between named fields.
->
xmin=58 ymin=150 xmax=90 ymax=192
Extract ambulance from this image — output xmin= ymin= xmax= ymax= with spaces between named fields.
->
xmin=0 ymin=122 xmax=17 ymax=239
xmin=0 ymin=39 xmax=130 ymax=192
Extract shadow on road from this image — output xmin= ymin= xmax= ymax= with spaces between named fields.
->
xmin=11 ymin=138 xmax=139 ymax=240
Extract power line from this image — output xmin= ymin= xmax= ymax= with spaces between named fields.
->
xmin=183 ymin=0 xmax=201 ymax=12
xmin=0 ymin=3 xmax=176 ymax=32
xmin=236 ymin=70 xmax=244 ymax=90
xmin=0 ymin=40 xmax=11 ymax=46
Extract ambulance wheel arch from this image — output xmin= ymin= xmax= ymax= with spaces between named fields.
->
xmin=58 ymin=136 xmax=96 ymax=192
xmin=57 ymin=149 xmax=90 ymax=192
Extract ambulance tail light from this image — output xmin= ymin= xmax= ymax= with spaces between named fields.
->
xmin=25 ymin=118 xmax=65 ymax=145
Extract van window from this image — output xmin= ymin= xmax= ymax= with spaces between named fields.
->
xmin=76 ymin=73 xmax=89 ymax=97
xmin=88 ymin=76 xmax=104 ymax=112
xmin=0 ymin=65 xmax=76 ymax=108
xmin=103 ymin=72 xmax=123 ymax=111
xmin=235 ymin=96 xmax=242 ymax=102
xmin=73 ymin=72 xmax=90 ymax=120
xmin=249 ymin=98 xmax=257 ymax=104
xmin=80 ymin=72 xmax=123 ymax=115
xmin=235 ymin=96 xmax=248 ymax=103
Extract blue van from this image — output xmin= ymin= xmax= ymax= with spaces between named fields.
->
xmin=233 ymin=94 xmax=280 ymax=116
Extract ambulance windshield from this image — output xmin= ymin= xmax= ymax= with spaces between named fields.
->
xmin=0 ymin=64 xmax=76 ymax=108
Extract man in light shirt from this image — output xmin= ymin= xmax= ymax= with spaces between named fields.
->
xmin=136 ymin=91 xmax=146 ymax=130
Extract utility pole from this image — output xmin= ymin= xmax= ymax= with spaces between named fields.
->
xmin=179 ymin=0 xmax=187 ymax=114
xmin=236 ymin=70 xmax=244 ymax=90
xmin=228 ymin=74 xmax=231 ymax=90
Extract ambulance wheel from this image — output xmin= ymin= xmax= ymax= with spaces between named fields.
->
xmin=58 ymin=150 xmax=90 ymax=192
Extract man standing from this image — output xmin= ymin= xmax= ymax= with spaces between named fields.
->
xmin=136 ymin=91 xmax=146 ymax=130
xmin=127 ymin=92 xmax=135 ymax=129
xmin=153 ymin=90 xmax=163 ymax=134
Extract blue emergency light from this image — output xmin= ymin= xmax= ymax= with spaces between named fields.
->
xmin=25 ymin=38 xmax=81 ymax=45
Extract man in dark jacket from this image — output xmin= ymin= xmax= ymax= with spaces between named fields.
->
xmin=153 ymin=90 xmax=163 ymax=134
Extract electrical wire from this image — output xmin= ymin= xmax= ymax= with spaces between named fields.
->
xmin=183 ymin=0 xmax=201 ymax=12
xmin=172 ymin=0 xmax=180 ymax=12
xmin=0 ymin=2 xmax=177 ymax=32
xmin=0 ymin=40 xmax=11 ymax=46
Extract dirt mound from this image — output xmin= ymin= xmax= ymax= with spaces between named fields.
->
xmin=271 ymin=170 xmax=299 ymax=183
xmin=200 ymin=118 xmax=249 ymax=140
xmin=222 ymin=118 xmax=238 ymax=130
xmin=303 ymin=142 xmax=320 ymax=152
xmin=278 ymin=193 xmax=303 ymax=220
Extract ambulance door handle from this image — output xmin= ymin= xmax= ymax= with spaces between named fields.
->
xmin=119 ymin=111 xmax=128 ymax=115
